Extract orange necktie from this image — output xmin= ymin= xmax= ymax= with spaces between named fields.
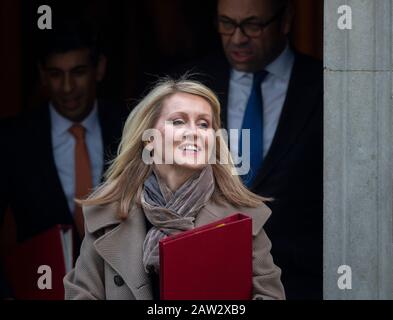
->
xmin=69 ymin=124 xmax=93 ymax=239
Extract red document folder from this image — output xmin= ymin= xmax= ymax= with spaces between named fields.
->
xmin=159 ymin=213 xmax=252 ymax=300
xmin=3 ymin=225 xmax=73 ymax=300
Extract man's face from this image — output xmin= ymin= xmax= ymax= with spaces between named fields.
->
xmin=39 ymin=48 xmax=106 ymax=122
xmin=218 ymin=0 xmax=292 ymax=72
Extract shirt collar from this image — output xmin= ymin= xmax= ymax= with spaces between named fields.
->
xmin=49 ymin=100 xmax=99 ymax=137
xmin=231 ymin=44 xmax=294 ymax=82
xmin=265 ymin=44 xmax=294 ymax=81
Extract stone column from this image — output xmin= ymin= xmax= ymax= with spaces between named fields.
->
xmin=324 ymin=0 xmax=393 ymax=299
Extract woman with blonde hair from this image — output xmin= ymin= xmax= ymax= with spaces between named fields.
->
xmin=63 ymin=77 xmax=285 ymax=300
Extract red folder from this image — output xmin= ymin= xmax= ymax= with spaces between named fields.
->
xmin=159 ymin=213 xmax=252 ymax=300
xmin=3 ymin=225 xmax=73 ymax=300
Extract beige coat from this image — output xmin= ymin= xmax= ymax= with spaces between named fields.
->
xmin=64 ymin=200 xmax=286 ymax=300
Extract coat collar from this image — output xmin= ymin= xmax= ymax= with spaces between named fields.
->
xmin=84 ymin=202 xmax=122 ymax=234
xmin=251 ymin=52 xmax=322 ymax=188
xmin=85 ymin=202 xmax=153 ymax=299
xmin=84 ymin=199 xmax=272 ymax=236
xmin=82 ymin=198 xmax=271 ymax=299
xmin=197 ymin=200 xmax=271 ymax=236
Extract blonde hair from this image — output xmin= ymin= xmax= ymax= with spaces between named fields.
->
xmin=81 ymin=77 xmax=268 ymax=219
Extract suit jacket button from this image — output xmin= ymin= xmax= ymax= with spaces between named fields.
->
xmin=114 ymin=275 xmax=125 ymax=286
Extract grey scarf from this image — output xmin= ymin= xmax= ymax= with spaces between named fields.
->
xmin=141 ymin=165 xmax=215 ymax=274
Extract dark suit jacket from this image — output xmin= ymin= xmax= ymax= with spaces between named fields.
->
xmin=167 ymin=50 xmax=323 ymax=300
xmin=0 ymin=100 xmax=128 ymax=298
xmin=0 ymin=100 xmax=127 ymax=243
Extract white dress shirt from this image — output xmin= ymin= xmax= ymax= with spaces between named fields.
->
xmin=50 ymin=101 xmax=104 ymax=214
xmin=227 ymin=45 xmax=295 ymax=160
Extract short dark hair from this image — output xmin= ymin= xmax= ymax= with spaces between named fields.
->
xmin=216 ymin=0 xmax=290 ymax=13
xmin=37 ymin=19 xmax=102 ymax=66
xmin=273 ymin=0 xmax=290 ymax=11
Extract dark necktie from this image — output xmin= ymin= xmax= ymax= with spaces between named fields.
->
xmin=69 ymin=124 xmax=93 ymax=239
xmin=239 ymin=70 xmax=268 ymax=187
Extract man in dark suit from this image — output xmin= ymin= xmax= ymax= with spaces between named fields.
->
xmin=170 ymin=0 xmax=322 ymax=299
xmin=0 ymin=20 xmax=127 ymax=298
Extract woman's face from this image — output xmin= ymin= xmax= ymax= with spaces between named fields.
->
xmin=151 ymin=92 xmax=216 ymax=171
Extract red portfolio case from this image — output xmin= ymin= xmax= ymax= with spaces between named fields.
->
xmin=3 ymin=224 xmax=73 ymax=300
xmin=159 ymin=213 xmax=252 ymax=300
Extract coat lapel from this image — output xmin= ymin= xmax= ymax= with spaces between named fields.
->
xmin=210 ymin=56 xmax=230 ymax=128
xmin=97 ymin=101 xmax=116 ymax=172
xmin=211 ymin=63 xmax=230 ymax=129
xmin=87 ymin=204 xmax=153 ymax=300
xmin=251 ymin=53 xmax=321 ymax=189
xmin=97 ymin=100 xmax=126 ymax=172
xmin=195 ymin=53 xmax=231 ymax=129
xmin=199 ymin=201 xmax=271 ymax=236
xmin=35 ymin=107 xmax=72 ymax=220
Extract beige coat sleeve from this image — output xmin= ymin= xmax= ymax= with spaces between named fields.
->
xmin=252 ymin=227 xmax=286 ymax=300
xmin=63 ymin=230 xmax=105 ymax=300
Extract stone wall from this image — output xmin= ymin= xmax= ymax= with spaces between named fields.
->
xmin=324 ymin=0 xmax=393 ymax=299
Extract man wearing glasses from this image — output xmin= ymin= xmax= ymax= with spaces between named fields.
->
xmin=173 ymin=0 xmax=323 ymax=300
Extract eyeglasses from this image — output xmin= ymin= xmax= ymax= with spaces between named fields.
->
xmin=217 ymin=6 xmax=287 ymax=38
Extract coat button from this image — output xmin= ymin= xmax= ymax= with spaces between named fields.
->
xmin=114 ymin=275 xmax=125 ymax=286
